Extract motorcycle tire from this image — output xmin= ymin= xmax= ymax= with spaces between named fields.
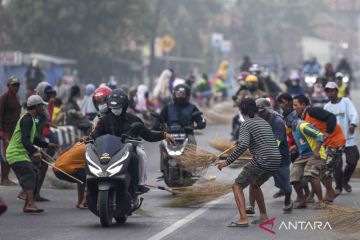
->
xmin=115 ymin=215 xmax=127 ymax=224
xmin=99 ymin=190 xmax=112 ymax=227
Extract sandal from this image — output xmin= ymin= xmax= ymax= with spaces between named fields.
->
xmin=251 ymin=217 xmax=268 ymax=225
xmin=324 ymin=192 xmax=340 ymax=203
xmin=283 ymin=201 xmax=293 ymax=214
xmin=294 ymin=201 xmax=307 ymax=209
xmin=315 ymin=202 xmax=327 ymax=210
xmin=76 ymin=204 xmax=88 ymax=209
xmin=23 ymin=207 xmax=44 ymax=213
xmin=227 ymin=221 xmax=249 ymax=227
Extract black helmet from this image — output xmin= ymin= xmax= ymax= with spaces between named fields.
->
xmin=107 ymin=89 xmax=129 ymax=114
xmin=173 ymin=84 xmax=190 ymax=104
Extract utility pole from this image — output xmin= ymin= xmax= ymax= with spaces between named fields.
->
xmin=149 ymin=0 xmax=164 ymax=88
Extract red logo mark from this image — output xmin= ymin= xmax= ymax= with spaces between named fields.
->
xmin=259 ymin=217 xmax=276 ymax=235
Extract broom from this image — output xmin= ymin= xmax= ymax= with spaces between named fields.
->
xmin=208 ymin=139 xmax=234 ymax=152
xmin=164 ymin=182 xmax=233 ymax=207
xmin=174 ymin=143 xmax=250 ymax=172
xmin=314 ymin=204 xmax=360 ymax=233
xmin=4 ymin=139 xmax=83 ymax=184
xmin=209 ymin=139 xmax=252 ymax=159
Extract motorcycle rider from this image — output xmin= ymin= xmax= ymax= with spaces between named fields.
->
xmin=303 ymin=57 xmax=321 ymax=75
xmin=231 ymin=75 xmax=266 ymax=140
xmin=335 ymin=72 xmax=349 ymax=98
xmin=92 ymin=86 xmax=113 ymax=128
xmin=285 ymin=70 xmax=304 ymax=96
xmin=154 ymin=84 xmax=206 ymax=177
xmin=336 ymin=55 xmax=352 ymax=85
xmin=91 ymin=89 xmax=175 ymax=194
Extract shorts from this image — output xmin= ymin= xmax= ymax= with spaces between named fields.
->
xmin=326 ymin=146 xmax=344 ymax=174
xmin=290 ymin=157 xmax=327 ymax=182
xmin=54 ymin=168 xmax=86 ymax=184
xmin=235 ymin=163 xmax=274 ymax=189
xmin=10 ymin=161 xmax=37 ymax=190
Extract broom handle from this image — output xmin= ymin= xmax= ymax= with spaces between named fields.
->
xmin=145 ymin=184 xmax=175 ymax=193
xmin=41 ymin=150 xmax=56 ymax=162
xmin=216 ymin=144 xmax=237 ymax=158
xmin=40 ymin=157 xmax=84 ymax=185
xmin=5 ymin=139 xmax=84 ymax=184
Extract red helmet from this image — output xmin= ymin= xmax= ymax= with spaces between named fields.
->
xmin=93 ymin=87 xmax=112 ymax=112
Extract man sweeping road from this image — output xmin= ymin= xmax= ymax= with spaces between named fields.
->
xmin=6 ymin=95 xmax=56 ymax=213
xmin=216 ymin=98 xmax=281 ymax=227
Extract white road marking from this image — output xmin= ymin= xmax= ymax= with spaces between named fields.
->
xmin=147 ymin=193 xmax=232 ymax=240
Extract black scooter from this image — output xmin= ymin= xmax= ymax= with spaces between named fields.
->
xmin=85 ymin=131 xmax=142 ymax=227
xmin=152 ymin=111 xmax=202 ymax=187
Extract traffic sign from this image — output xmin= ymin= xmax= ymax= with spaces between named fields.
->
xmin=211 ymin=32 xmax=223 ymax=48
xmin=159 ymin=35 xmax=176 ymax=53
xmin=221 ymin=40 xmax=232 ymax=53
xmin=0 ymin=51 xmax=22 ymax=65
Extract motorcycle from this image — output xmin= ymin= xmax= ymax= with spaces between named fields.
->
xmin=152 ymin=112 xmax=202 ymax=187
xmin=304 ymin=74 xmax=318 ymax=92
xmin=85 ymin=126 xmax=143 ymax=227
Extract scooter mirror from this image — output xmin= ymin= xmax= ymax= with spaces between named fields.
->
xmin=151 ymin=112 xmax=160 ymax=118
xmin=130 ymin=122 xmax=143 ymax=129
xmin=192 ymin=111 xmax=202 ymax=118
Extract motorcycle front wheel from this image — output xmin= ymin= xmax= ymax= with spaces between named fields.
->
xmin=99 ymin=190 xmax=112 ymax=227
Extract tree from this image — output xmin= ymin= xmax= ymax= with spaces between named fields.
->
xmin=9 ymin=0 xmax=151 ymax=82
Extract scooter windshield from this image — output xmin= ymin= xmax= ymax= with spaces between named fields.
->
xmin=94 ymin=134 xmax=124 ymax=158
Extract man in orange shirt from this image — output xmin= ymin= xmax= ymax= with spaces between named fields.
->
xmin=293 ymin=94 xmax=345 ymax=201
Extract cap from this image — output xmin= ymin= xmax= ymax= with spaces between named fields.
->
xmin=325 ymin=81 xmax=339 ymax=90
xmin=27 ymin=95 xmax=48 ymax=107
xmin=255 ymin=98 xmax=272 ymax=112
xmin=335 ymin=72 xmax=344 ymax=78
xmin=7 ymin=76 xmax=20 ymax=85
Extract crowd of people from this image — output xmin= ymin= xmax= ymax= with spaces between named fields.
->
xmin=215 ymin=72 xmax=359 ymax=226
xmin=0 ymin=57 xmax=359 ymax=232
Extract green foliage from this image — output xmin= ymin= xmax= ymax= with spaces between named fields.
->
xmin=8 ymin=0 xmax=151 ymax=81
xmin=1 ymin=0 xmax=333 ymax=81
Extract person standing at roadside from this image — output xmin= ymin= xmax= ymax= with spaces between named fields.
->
xmin=33 ymin=82 xmax=57 ymax=201
xmin=0 ymin=76 xmax=22 ymax=186
xmin=324 ymin=82 xmax=359 ymax=193
xmin=54 ymin=78 xmax=67 ymax=101
xmin=6 ymin=95 xmax=56 ymax=213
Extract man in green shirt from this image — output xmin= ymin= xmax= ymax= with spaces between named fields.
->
xmin=6 ymin=95 xmax=55 ymax=213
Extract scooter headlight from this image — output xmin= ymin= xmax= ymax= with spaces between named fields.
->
xmin=86 ymin=151 xmax=102 ymax=176
xmin=106 ymin=150 xmax=130 ymax=177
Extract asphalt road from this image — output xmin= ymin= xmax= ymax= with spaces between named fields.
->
xmin=1 ymin=107 xmax=360 ymax=240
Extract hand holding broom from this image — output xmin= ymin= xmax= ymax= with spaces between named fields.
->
xmin=214 ymin=144 xmax=237 ymax=171
xmin=5 ymin=139 xmax=83 ymax=184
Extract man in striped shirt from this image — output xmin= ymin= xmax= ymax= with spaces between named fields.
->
xmin=216 ymin=98 xmax=281 ymax=227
